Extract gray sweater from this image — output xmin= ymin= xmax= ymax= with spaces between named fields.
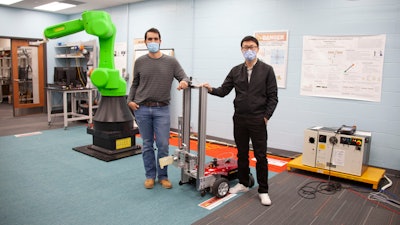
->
xmin=127 ymin=54 xmax=189 ymax=104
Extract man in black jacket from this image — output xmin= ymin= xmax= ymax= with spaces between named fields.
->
xmin=203 ymin=35 xmax=278 ymax=206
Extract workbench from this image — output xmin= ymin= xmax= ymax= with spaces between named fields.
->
xmin=46 ymin=86 xmax=94 ymax=129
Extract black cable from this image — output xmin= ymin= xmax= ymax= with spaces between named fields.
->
xmin=298 ymin=132 xmax=342 ymax=199
xmin=326 ymin=134 xmax=338 ymax=182
xmin=298 ymin=180 xmax=342 ymax=199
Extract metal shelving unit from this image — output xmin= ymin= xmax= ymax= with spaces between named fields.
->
xmin=0 ymin=48 xmax=12 ymax=103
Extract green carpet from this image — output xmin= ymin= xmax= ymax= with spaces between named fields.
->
xmin=0 ymin=126 xmax=272 ymax=225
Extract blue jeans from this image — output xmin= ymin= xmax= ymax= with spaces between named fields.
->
xmin=134 ymin=105 xmax=170 ymax=180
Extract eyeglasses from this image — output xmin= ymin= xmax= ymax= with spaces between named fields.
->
xmin=241 ymin=46 xmax=258 ymax=51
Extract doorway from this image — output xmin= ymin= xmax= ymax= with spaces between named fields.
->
xmin=0 ymin=37 xmax=47 ymax=117
xmin=0 ymin=38 xmax=12 ymax=117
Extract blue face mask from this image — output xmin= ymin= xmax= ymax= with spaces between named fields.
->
xmin=147 ymin=42 xmax=160 ymax=53
xmin=243 ymin=50 xmax=257 ymax=61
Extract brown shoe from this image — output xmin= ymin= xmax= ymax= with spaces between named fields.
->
xmin=159 ymin=179 xmax=172 ymax=189
xmin=144 ymin=178 xmax=155 ymax=189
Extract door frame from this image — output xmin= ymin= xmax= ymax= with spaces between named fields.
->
xmin=11 ymin=38 xmax=47 ymax=116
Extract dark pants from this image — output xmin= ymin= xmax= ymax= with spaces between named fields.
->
xmin=233 ymin=115 xmax=269 ymax=193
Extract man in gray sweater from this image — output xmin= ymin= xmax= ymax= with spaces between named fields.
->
xmin=127 ymin=28 xmax=190 ymax=189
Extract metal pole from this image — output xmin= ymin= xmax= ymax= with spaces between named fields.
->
xmin=182 ymin=87 xmax=191 ymax=151
xmin=180 ymin=86 xmax=191 ymax=183
xmin=196 ymin=86 xmax=207 ymax=190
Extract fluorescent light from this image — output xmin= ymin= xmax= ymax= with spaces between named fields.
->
xmin=0 ymin=0 xmax=23 ymax=5
xmin=34 ymin=1 xmax=76 ymax=12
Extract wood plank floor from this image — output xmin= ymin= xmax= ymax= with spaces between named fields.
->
xmin=0 ymin=102 xmax=84 ymax=137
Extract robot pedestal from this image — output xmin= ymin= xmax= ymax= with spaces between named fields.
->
xmin=44 ymin=11 xmax=141 ymax=162
xmin=73 ymin=96 xmax=141 ymax=161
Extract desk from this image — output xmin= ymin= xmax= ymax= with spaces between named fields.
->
xmin=46 ymin=87 xmax=94 ymax=129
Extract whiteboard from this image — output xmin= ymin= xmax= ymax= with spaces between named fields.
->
xmin=134 ymin=48 xmax=175 ymax=61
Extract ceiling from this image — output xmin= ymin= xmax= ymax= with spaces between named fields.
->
xmin=5 ymin=0 xmax=147 ymax=15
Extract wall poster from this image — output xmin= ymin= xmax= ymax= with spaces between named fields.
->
xmin=114 ymin=42 xmax=128 ymax=80
xmin=255 ymin=30 xmax=289 ymax=88
xmin=300 ymin=34 xmax=386 ymax=102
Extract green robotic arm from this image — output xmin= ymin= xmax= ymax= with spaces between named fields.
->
xmin=44 ymin=11 xmax=126 ymax=96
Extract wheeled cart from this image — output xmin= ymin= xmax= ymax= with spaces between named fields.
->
xmin=161 ymin=85 xmax=254 ymax=198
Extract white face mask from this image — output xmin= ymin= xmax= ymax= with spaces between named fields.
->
xmin=243 ymin=49 xmax=257 ymax=61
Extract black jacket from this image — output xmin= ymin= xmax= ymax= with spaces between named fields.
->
xmin=210 ymin=60 xmax=278 ymax=119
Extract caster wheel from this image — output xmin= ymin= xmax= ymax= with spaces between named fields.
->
xmin=249 ymin=173 xmax=255 ymax=188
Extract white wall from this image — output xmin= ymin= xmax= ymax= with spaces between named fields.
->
xmin=191 ymin=0 xmax=400 ymax=171
xmin=0 ymin=6 xmax=69 ymax=79
xmin=0 ymin=0 xmax=399 ymax=171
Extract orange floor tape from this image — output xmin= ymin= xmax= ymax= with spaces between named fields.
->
xmin=168 ymin=134 xmax=291 ymax=173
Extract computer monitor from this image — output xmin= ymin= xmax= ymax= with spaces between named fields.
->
xmin=53 ymin=67 xmax=86 ymax=87
xmin=53 ymin=67 xmax=66 ymax=85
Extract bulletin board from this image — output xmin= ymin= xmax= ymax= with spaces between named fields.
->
xmin=300 ymin=34 xmax=386 ymax=102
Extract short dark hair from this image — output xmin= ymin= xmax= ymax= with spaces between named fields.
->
xmin=145 ymin=28 xmax=161 ymax=40
xmin=240 ymin=36 xmax=259 ymax=47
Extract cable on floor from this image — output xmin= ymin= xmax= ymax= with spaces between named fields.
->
xmin=297 ymin=180 xmax=342 ymax=199
xmin=367 ymin=175 xmax=400 ymax=209
xmin=298 ymin=132 xmax=342 ymax=199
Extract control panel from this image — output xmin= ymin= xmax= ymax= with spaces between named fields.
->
xmin=302 ymin=126 xmax=371 ymax=176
